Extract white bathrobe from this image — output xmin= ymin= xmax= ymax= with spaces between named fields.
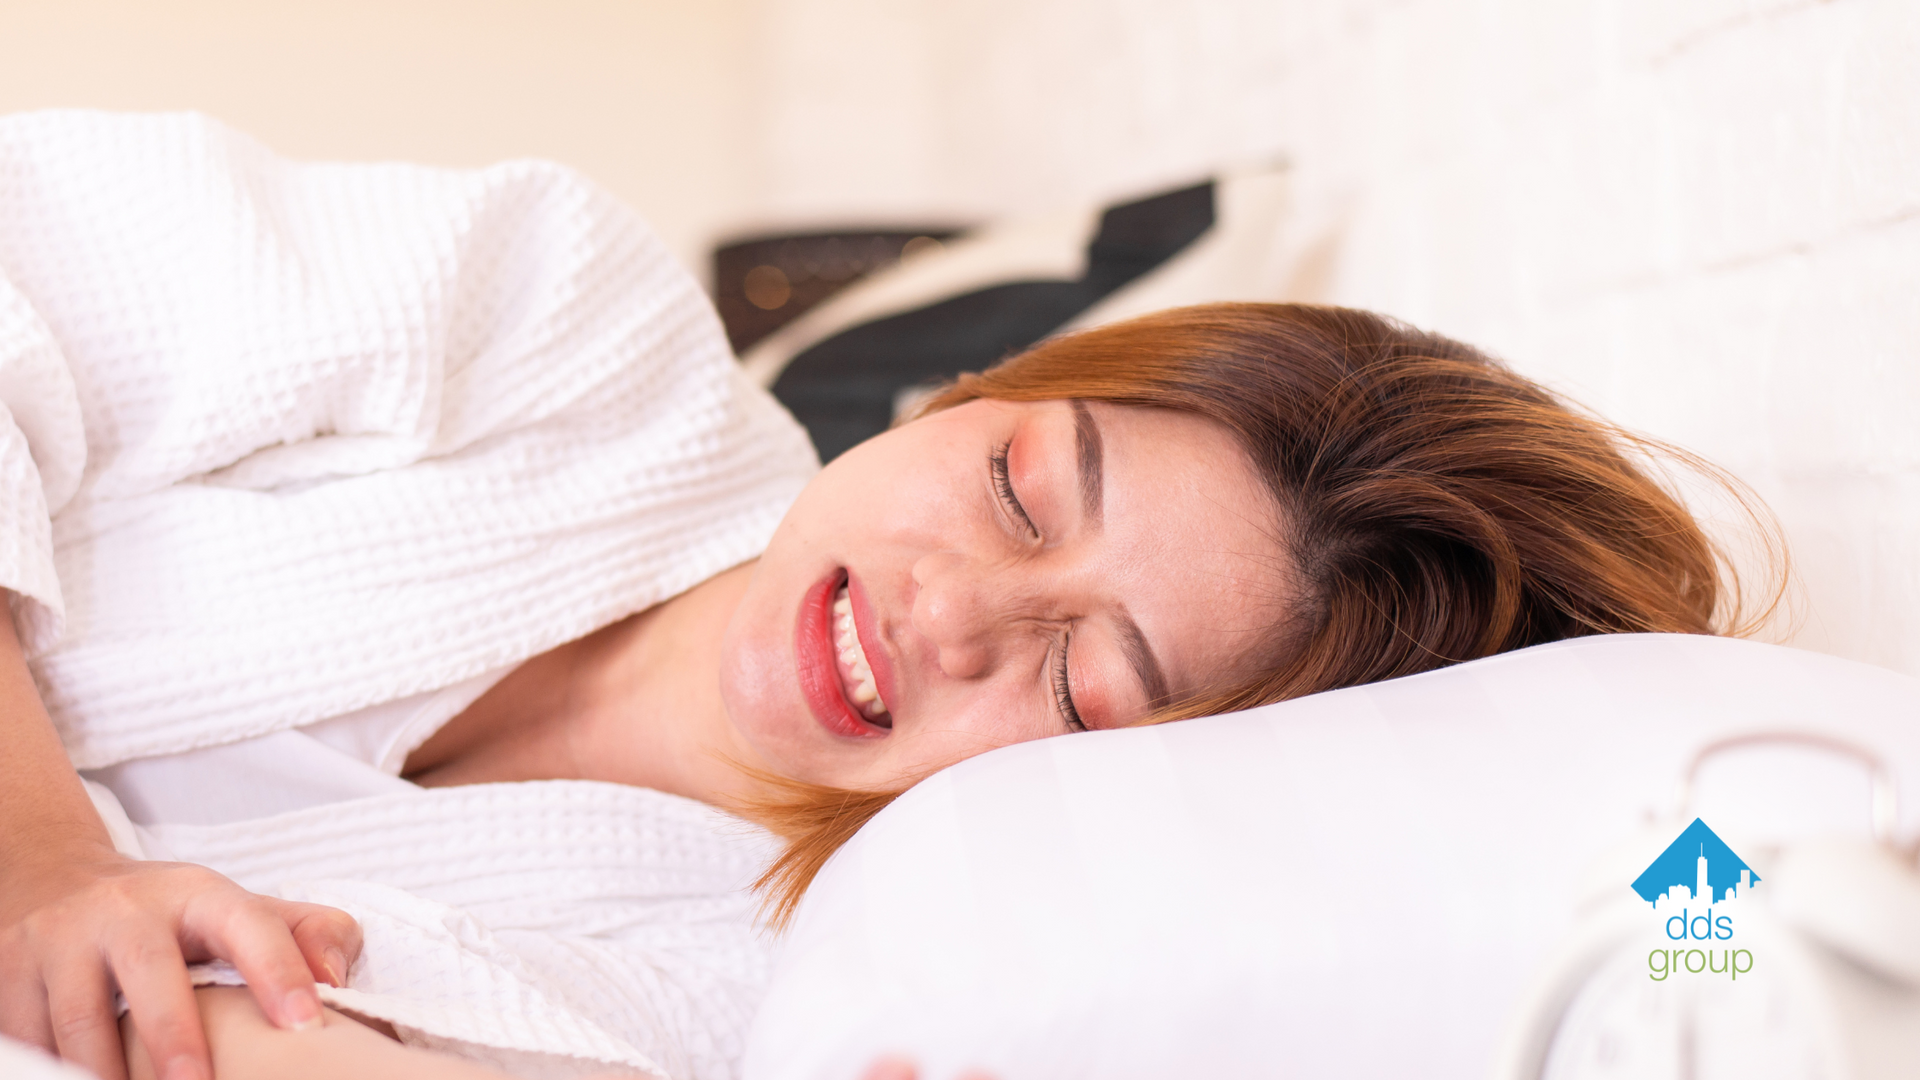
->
xmin=0 ymin=111 xmax=819 ymax=1079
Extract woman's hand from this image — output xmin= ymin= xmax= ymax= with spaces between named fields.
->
xmin=1 ymin=601 xmax=364 ymax=1080
xmin=0 ymin=840 xmax=362 ymax=1080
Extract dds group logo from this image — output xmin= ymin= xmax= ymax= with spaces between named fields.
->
xmin=1632 ymin=817 xmax=1760 ymax=982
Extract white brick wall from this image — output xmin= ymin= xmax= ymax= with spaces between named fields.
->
xmin=1295 ymin=0 xmax=1920 ymax=673
xmin=9 ymin=1 xmax=1911 ymax=673
xmin=759 ymin=0 xmax=1920 ymax=675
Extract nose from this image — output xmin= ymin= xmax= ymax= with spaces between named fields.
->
xmin=910 ymin=550 xmax=1045 ymax=679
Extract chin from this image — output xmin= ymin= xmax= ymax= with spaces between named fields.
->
xmin=716 ymin=582 xmax=819 ymax=783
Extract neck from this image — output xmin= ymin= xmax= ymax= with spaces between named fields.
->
xmin=404 ymin=561 xmax=767 ymax=806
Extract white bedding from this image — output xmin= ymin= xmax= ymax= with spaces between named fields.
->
xmin=745 ymin=633 xmax=1920 ymax=1079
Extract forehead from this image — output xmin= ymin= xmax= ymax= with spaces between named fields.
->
xmin=1084 ymin=402 xmax=1295 ymax=694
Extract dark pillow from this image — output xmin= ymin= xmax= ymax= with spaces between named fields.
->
xmin=717 ymin=181 xmax=1216 ymax=461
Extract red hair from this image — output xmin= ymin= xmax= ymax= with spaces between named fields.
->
xmin=741 ymin=302 xmax=1782 ymax=925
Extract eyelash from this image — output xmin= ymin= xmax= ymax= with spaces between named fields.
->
xmin=989 ymin=442 xmax=1040 ymax=540
xmin=990 ymin=442 xmax=1084 ymax=732
xmin=1053 ymin=645 xmax=1087 ymax=733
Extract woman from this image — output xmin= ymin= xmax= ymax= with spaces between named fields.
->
xmin=0 ymin=113 xmax=1770 ymax=1080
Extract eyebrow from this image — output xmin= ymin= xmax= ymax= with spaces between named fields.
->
xmin=1116 ymin=605 xmax=1172 ymax=711
xmin=1072 ymin=398 xmax=1104 ymax=525
xmin=1068 ymin=402 xmax=1172 ymax=711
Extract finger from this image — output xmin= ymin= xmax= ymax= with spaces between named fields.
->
xmin=859 ymin=1057 xmax=918 ymax=1080
xmin=46 ymin=961 xmax=129 ymax=1080
xmin=267 ymin=898 xmax=363 ymax=988
xmin=0 ymin=968 xmax=57 ymax=1053
xmin=120 ymin=1011 xmax=157 ymax=1080
xmin=111 ymin=930 xmax=210 ymax=1080
xmin=183 ymin=893 xmax=322 ymax=1032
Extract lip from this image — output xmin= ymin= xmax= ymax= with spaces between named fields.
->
xmin=795 ymin=569 xmax=890 ymax=740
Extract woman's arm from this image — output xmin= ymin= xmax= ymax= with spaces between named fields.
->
xmin=0 ymin=602 xmax=362 ymax=1080
xmin=123 ymin=988 xmax=515 ymax=1080
xmin=135 ymin=989 xmax=995 ymax=1080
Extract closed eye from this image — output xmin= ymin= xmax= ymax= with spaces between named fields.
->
xmin=990 ymin=441 xmax=1040 ymax=540
xmin=1053 ymin=642 xmax=1086 ymax=732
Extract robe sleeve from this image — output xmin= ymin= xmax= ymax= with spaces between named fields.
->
xmin=0 ymin=268 xmax=84 ymax=643
xmin=0 ymin=111 xmax=816 ymax=767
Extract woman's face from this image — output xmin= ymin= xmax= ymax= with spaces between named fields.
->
xmin=720 ymin=398 xmax=1295 ymax=790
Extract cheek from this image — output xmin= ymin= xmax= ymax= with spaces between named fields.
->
xmin=781 ymin=448 xmax=920 ymax=551
xmin=716 ymin=555 xmax=827 ymax=771
xmin=904 ymin=678 xmax=1055 ymax=756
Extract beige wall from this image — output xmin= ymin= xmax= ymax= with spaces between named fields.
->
xmin=0 ymin=0 xmax=762 ymax=277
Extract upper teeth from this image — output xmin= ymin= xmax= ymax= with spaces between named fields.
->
xmin=833 ymin=586 xmax=889 ymax=718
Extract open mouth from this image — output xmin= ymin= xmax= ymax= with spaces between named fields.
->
xmin=796 ymin=570 xmax=893 ymax=739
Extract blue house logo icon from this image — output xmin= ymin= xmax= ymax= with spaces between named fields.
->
xmin=1631 ymin=817 xmax=1760 ymax=906
xmin=1635 ymin=818 xmax=1760 ymax=981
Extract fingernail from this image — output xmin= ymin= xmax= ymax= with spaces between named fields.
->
xmin=322 ymin=947 xmax=349 ymax=987
xmin=283 ymin=987 xmax=323 ymax=1031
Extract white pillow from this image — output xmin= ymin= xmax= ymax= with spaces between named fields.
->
xmin=743 ymin=633 xmax=1920 ymax=1080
